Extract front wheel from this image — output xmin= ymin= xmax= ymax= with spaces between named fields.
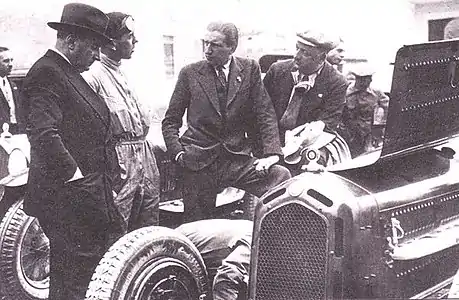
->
xmin=85 ymin=226 xmax=209 ymax=300
xmin=0 ymin=198 xmax=50 ymax=300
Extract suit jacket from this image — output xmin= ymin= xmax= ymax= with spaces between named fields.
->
xmin=21 ymin=50 xmax=118 ymax=224
xmin=263 ymin=59 xmax=348 ymax=145
xmin=0 ymin=78 xmax=24 ymax=134
xmin=162 ymin=57 xmax=282 ymax=171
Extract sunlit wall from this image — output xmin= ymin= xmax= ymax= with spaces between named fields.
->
xmin=0 ymin=0 xmax=450 ymax=107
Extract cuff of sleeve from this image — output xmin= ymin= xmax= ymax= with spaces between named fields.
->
xmin=175 ymin=151 xmax=184 ymax=162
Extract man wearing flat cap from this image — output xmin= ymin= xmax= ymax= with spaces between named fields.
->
xmin=20 ymin=3 xmax=120 ymax=299
xmin=339 ymin=64 xmax=389 ymax=157
xmin=263 ymin=29 xmax=350 ymax=174
xmin=84 ymin=12 xmax=161 ymax=236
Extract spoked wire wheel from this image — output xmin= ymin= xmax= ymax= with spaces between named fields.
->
xmin=0 ymin=198 xmax=49 ymax=299
xmin=85 ymin=226 xmax=209 ymax=300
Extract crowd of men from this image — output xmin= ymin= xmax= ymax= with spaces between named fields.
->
xmin=0 ymin=2 xmax=397 ymax=300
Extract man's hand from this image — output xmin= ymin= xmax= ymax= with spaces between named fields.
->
xmin=253 ymin=155 xmax=280 ymax=174
xmin=176 ymin=151 xmax=186 ymax=168
xmin=299 ymin=121 xmax=325 ymax=147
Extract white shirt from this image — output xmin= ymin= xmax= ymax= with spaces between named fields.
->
xmin=214 ymin=57 xmax=232 ymax=81
xmin=287 ymin=64 xmax=324 ymax=105
xmin=0 ymin=77 xmax=16 ymax=124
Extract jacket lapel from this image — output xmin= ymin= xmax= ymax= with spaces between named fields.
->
xmin=197 ymin=62 xmax=221 ymax=116
xmin=45 ymin=50 xmax=109 ymax=128
xmin=227 ymin=57 xmax=244 ymax=107
xmin=307 ymin=63 xmax=329 ymax=101
xmin=8 ymin=79 xmax=19 ymax=102
xmin=0 ymin=88 xmax=8 ymax=112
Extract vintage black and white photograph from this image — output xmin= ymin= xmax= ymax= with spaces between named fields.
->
xmin=0 ymin=0 xmax=458 ymax=299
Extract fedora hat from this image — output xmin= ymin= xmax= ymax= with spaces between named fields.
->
xmin=48 ymin=3 xmax=110 ymax=43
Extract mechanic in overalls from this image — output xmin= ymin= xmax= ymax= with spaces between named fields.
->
xmin=84 ymin=12 xmax=160 ymax=242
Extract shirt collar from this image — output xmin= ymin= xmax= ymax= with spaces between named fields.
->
xmin=222 ymin=56 xmax=232 ymax=70
xmin=214 ymin=56 xmax=232 ymax=79
xmin=51 ymin=47 xmax=71 ymax=65
xmin=291 ymin=63 xmax=324 ymax=84
xmin=100 ymin=53 xmax=122 ymax=70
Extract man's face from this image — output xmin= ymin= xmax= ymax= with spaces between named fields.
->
xmin=70 ymin=36 xmax=102 ymax=73
xmin=327 ymin=44 xmax=345 ymax=66
xmin=114 ymin=30 xmax=138 ymax=60
xmin=355 ymin=75 xmax=372 ymax=90
xmin=203 ymin=30 xmax=234 ymax=67
xmin=293 ymin=42 xmax=326 ymax=75
xmin=0 ymin=50 xmax=13 ymax=77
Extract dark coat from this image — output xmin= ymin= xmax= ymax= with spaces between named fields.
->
xmin=21 ymin=50 xmax=118 ymax=225
xmin=162 ymin=57 xmax=282 ymax=171
xmin=263 ymin=59 xmax=348 ymax=145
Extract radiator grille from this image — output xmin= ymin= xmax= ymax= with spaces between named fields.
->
xmin=254 ymin=203 xmax=328 ymax=300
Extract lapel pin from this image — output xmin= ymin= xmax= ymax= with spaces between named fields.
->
xmin=237 ymin=76 xmax=242 ymax=82
xmin=318 ymin=93 xmax=323 ymax=98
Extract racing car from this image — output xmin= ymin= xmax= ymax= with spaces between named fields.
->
xmin=2 ymin=38 xmax=459 ymax=300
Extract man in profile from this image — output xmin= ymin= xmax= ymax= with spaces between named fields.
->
xmin=326 ymin=38 xmax=345 ymax=72
xmin=84 ymin=12 xmax=161 ymax=239
xmin=21 ymin=3 xmax=119 ymax=299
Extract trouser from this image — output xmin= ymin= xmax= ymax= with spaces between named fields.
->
xmin=39 ymin=218 xmax=110 ymax=300
xmin=181 ymin=152 xmax=291 ymax=223
xmin=113 ymin=139 xmax=160 ymax=236
xmin=176 ymin=219 xmax=253 ymax=300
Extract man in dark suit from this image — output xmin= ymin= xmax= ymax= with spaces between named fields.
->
xmin=162 ymin=21 xmax=291 ymax=223
xmin=21 ymin=3 xmax=120 ymax=299
xmin=263 ymin=29 xmax=350 ymax=173
xmin=0 ymin=47 xmax=23 ymax=134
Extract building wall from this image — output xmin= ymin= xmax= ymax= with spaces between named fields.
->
xmin=2 ymin=0 xmax=459 ymax=110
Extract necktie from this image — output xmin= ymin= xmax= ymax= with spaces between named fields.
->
xmin=216 ymin=65 xmax=227 ymax=88
xmin=279 ymin=76 xmax=311 ymax=131
xmin=216 ymin=65 xmax=228 ymax=115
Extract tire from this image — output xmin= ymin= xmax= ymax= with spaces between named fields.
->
xmin=0 ymin=198 xmax=50 ymax=300
xmin=85 ymin=226 xmax=210 ymax=300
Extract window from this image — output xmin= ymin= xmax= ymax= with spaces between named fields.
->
xmin=163 ymin=35 xmax=175 ymax=78
xmin=428 ymin=17 xmax=455 ymax=41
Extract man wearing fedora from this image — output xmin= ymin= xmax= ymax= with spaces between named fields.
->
xmin=263 ymin=29 xmax=350 ymax=174
xmin=20 ymin=3 xmax=120 ymax=299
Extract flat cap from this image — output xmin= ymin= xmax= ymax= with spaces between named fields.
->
xmin=296 ymin=29 xmax=339 ymax=52
xmin=351 ymin=64 xmax=375 ymax=77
